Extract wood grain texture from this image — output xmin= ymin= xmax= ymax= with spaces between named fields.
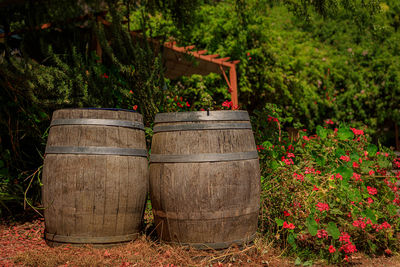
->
xmin=149 ymin=111 xmax=261 ymax=248
xmin=42 ymin=108 xmax=148 ymax=247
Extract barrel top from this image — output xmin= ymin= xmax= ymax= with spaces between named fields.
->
xmin=52 ymin=108 xmax=143 ymax=122
xmin=55 ymin=107 xmax=140 ymax=113
xmin=154 ymin=110 xmax=250 ymax=123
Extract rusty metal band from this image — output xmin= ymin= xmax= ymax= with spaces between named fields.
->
xmin=163 ymin=233 xmax=256 ymax=250
xmin=45 ymin=146 xmax=148 ymax=157
xmin=50 ymin=119 xmax=144 ymax=130
xmin=150 ymin=151 xmax=258 ymax=163
xmin=154 ymin=111 xmax=250 ymax=123
xmin=45 ymin=232 xmax=138 ymax=244
xmin=153 ymin=207 xmax=259 ymax=220
xmin=153 ymin=122 xmax=252 ymax=133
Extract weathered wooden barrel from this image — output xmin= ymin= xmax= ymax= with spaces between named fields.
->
xmin=149 ymin=110 xmax=260 ymax=249
xmin=42 ymin=108 xmax=148 ymax=247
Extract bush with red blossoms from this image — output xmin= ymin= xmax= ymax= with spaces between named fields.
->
xmin=256 ymin=117 xmax=400 ymax=264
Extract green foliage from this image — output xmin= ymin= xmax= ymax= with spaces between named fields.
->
xmin=255 ymin=108 xmax=399 ymax=263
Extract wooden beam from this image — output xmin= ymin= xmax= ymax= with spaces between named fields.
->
xmin=184 ymin=45 xmax=195 ymax=50
xmin=215 ymin=57 xmax=230 ymax=62
xmin=230 ymin=65 xmax=238 ymax=108
xmin=203 ymin=54 xmax=219 ymax=59
xmin=195 ymin=50 xmax=207 ymax=55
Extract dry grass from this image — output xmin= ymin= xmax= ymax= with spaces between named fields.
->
xmin=12 ymin=235 xmax=291 ymax=267
xmin=2 ymin=219 xmax=400 ymax=266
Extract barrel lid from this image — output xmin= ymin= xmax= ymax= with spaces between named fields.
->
xmin=154 ymin=110 xmax=249 ymax=123
xmin=74 ymin=107 xmax=140 ymax=113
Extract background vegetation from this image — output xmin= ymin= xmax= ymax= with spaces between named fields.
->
xmin=1 ymin=0 xmax=399 ymax=264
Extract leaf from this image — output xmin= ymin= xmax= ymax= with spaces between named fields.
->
xmin=316 ymin=125 xmax=327 ymax=139
xmin=365 ymin=208 xmax=377 ymax=224
xmin=337 ymin=128 xmax=354 ymax=141
xmin=335 ymin=148 xmax=346 ymax=158
xmin=0 ymin=160 xmax=4 ymax=169
xmin=287 ymin=233 xmax=297 ymax=248
xmin=295 ymin=257 xmax=302 ymax=265
xmin=316 ymin=157 xmax=326 ymax=167
xmin=270 ymin=160 xmax=280 ymax=170
xmin=306 ymin=215 xmax=318 ymax=236
xmin=336 ymin=166 xmax=352 ymax=180
xmin=275 ymin=218 xmax=284 ymax=227
xmin=330 ymin=208 xmax=344 ymax=215
xmin=262 ymin=141 xmax=273 ymax=149
xmin=303 ymin=260 xmax=313 ymax=266
xmin=387 ymin=204 xmax=397 ymax=216
xmin=327 ymin=222 xmax=340 ymax=240
xmin=378 ymin=159 xmax=391 ymax=169
xmin=367 ymin=144 xmax=378 ymax=156
xmin=350 ymin=153 xmax=360 ymax=162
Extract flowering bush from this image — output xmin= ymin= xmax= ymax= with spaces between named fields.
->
xmin=256 ymin=115 xmax=400 ymax=263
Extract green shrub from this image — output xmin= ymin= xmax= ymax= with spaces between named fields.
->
xmin=255 ymin=107 xmax=400 ymax=263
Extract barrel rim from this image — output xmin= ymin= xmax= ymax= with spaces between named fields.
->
xmin=154 ymin=110 xmax=249 ymax=123
xmin=53 ymin=107 xmax=142 ymax=116
xmin=45 ymin=232 xmax=139 ymax=244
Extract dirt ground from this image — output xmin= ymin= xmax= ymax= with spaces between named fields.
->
xmin=1 ymin=219 xmax=399 ymax=267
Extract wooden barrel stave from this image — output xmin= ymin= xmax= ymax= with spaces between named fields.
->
xmin=149 ymin=111 xmax=260 ymax=248
xmin=42 ymin=108 xmax=148 ymax=246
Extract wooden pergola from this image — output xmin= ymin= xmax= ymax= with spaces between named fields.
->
xmin=161 ymin=42 xmax=239 ymax=107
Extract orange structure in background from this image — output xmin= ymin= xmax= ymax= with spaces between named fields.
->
xmin=161 ymin=42 xmax=239 ymax=107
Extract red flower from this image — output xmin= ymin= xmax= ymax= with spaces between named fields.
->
xmin=177 ymin=102 xmax=183 ymax=108
xmin=339 ymin=232 xmax=351 ymax=243
xmin=283 ymin=221 xmax=295 ymax=229
xmin=325 ymin=119 xmax=334 ymax=125
xmin=368 ymin=170 xmax=375 ymax=176
xmin=316 ymin=202 xmax=329 ymax=212
xmin=385 ymin=249 xmax=392 ymax=255
xmin=367 ymin=197 xmax=374 ymax=204
xmin=335 ymin=173 xmax=343 ymax=180
xmin=351 ymin=128 xmax=364 ymax=135
xmin=293 ymin=172 xmax=304 ymax=181
xmin=352 ymin=173 xmax=362 ymax=182
xmin=329 ymin=245 xmax=336 ymax=253
xmin=101 ymin=73 xmax=109 ymax=78
xmin=287 ymin=153 xmax=295 ymax=158
xmin=186 ymin=101 xmax=190 ymax=107
xmin=303 ymin=136 xmax=310 ymax=141
xmin=312 ymin=185 xmax=319 ymax=191
xmin=283 ymin=210 xmax=291 ymax=216
xmin=340 ymin=155 xmax=350 ymax=162
xmin=367 ymin=186 xmax=377 ymax=195
xmin=180 ymin=96 xmax=183 ymax=101
xmin=129 ymin=90 xmax=133 ymax=94
xmin=352 ymin=162 xmax=359 ymax=168
xmin=222 ymin=100 xmax=233 ymax=108
xmin=283 ymin=157 xmax=294 ymax=165
xmin=132 ymin=105 xmax=138 ymax=110
xmin=257 ymin=145 xmax=265 ymax=152
xmin=317 ymin=229 xmax=328 ymax=239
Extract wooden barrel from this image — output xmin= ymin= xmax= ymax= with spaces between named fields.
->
xmin=42 ymin=108 xmax=148 ymax=247
xmin=149 ymin=110 xmax=260 ymax=249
